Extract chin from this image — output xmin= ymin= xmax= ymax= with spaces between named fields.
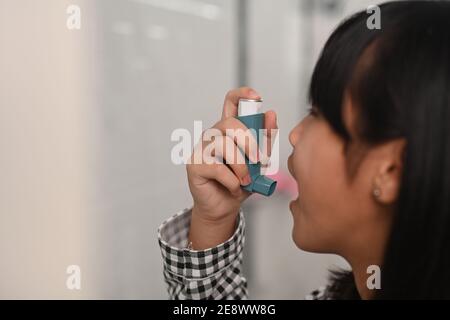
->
xmin=291 ymin=223 xmax=327 ymax=253
xmin=292 ymin=231 xmax=304 ymax=250
xmin=292 ymin=225 xmax=309 ymax=251
xmin=290 ymin=200 xmax=319 ymax=251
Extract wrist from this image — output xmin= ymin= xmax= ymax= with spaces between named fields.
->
xmin=191 ymin=204 xmax=238 ymax=225
xmin=189 ymin=205 xmax=239 ymax=250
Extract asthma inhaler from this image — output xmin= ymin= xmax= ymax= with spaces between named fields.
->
xmin=236 ymin=99 xmax=277 ymax=196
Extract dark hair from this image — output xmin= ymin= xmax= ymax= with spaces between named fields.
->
xmin=309 ymin=1 xmax=450 ymax=299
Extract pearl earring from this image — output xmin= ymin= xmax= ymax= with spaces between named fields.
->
xmin=373 ymin=188 xmax=381 ymax=198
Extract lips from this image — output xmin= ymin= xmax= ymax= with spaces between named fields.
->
xmin=289 ymin=198 xmax=300 ymax=214
xmin=289 ymin=199 xmax=295 ymax=211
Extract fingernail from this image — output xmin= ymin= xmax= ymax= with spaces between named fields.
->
xmin=241 ymin=174 xmax=252 ymax=186
xmin=261 ymin=160 xmax=271 ymax=168
xmin=249 ymin=89 xmax=260 ymax=98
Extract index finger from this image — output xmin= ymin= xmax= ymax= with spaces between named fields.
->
xmin=221 ymin=87 xmax=261 ymax=119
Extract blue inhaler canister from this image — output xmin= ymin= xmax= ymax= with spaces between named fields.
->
xmin=236 ymin=99 xmax=277 ymax=196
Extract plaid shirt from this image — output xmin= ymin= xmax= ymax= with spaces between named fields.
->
xmin=158 ymin=207 xmax=328 ymax=300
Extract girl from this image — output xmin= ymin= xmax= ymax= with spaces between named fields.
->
xmin=158 ymin=1 xmax=450 ymax=299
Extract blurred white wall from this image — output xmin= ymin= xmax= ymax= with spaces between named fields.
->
xmin=0 ymin=0 xmax=95 ymax=298
xmin=87 ymin=0 xmax=238 ymax=299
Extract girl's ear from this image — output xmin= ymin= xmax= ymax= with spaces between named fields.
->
xmin=372 ymin=139 xmax=406 ymax=205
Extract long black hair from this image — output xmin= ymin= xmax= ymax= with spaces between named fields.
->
xmin=309 ymin=1 xmax=450 ymax=299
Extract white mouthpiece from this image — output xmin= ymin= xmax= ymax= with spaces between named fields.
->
xmin=238 ymin=99 xmax=263 ymax=116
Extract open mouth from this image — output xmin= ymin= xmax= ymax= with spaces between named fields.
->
xmin=289 ymin=197 xmax=299 ymax=210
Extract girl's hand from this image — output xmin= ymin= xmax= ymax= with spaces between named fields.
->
xmin=187 ymin=87 xmax=278 ymax=249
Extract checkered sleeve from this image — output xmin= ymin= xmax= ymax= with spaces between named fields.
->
xmin=157 ymin=207 xmax=248 ymax=300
